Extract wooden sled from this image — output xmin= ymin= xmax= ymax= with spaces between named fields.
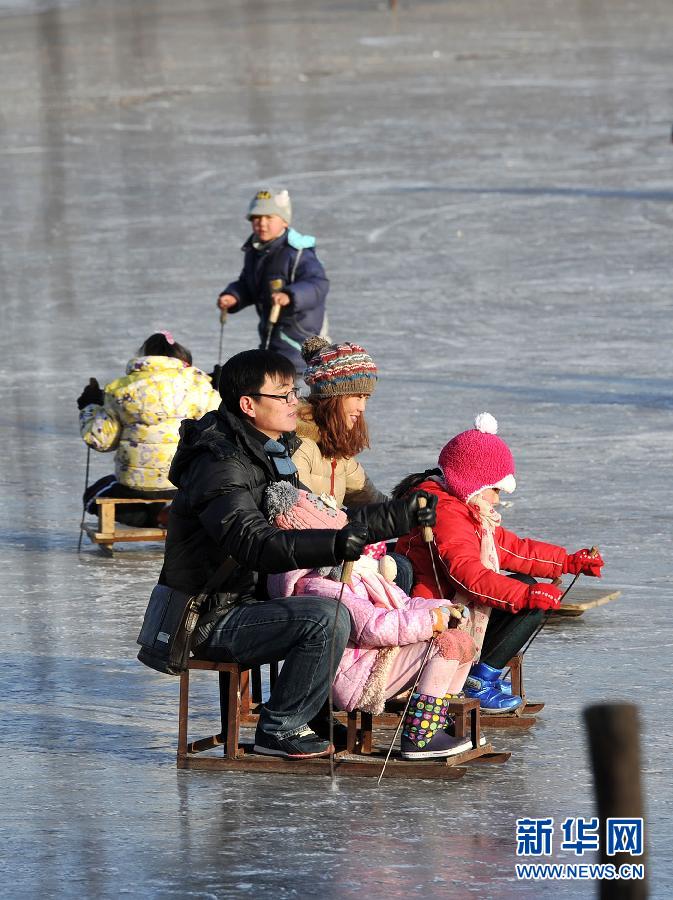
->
xmin=81 ymin=496 xmax=171 ymax=554
xmin=548 ymin=585 xmax=621 ymax=619
xmin=177 ymin=659 xmax=510 ymax=779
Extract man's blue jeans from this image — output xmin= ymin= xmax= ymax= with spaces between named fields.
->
xmin=198 ymin=596 xmax=351 ymax=738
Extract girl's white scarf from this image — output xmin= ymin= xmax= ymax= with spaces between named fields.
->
xmin=469 ymin=494 xmax=502 ymax=574
xmin=456 ymin=494 xmax=502 ymax=661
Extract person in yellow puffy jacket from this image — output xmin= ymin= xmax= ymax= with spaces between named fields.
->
xmin=78 ymin=331 xmax=220 ymax=526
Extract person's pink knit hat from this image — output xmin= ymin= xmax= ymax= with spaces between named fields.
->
xmin=264 ymin=481 xmax=348 ymax=530
xmin=438 ymin=412 xmax=516 ymax=503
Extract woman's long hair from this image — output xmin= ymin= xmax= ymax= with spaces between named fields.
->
xmin=301 ymin=395 xmax=370 ymax=460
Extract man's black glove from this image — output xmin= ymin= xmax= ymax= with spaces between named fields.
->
xmin=334 ymin=521 xmax=369 ymax=562
xmin=77 ymin=377 xmax=103 ymax=410
xmin=406 ymin=490 xmax=438 ymax=529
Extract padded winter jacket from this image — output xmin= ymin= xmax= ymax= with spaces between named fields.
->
xmin=292 ymin=410 xmax=387 ymax=509
xmin=223 ymin=228 xmax=329 ymax=370
xmin=268 ymin=566 xmax=440 ymax=712
xmin=79 ymin=356 xmax=220 ymax=491
xmin=395 ymin=479 xmax=569 ymax=613
xmin=160 ymin=404 xmax=420 ymax=644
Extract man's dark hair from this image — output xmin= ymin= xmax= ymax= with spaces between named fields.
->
xmin=219 ymin=349 xmax=296 ymax=417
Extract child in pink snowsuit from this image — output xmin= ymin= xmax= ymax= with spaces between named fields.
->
xmin=265 ymin=481 xmax=477 ymax=760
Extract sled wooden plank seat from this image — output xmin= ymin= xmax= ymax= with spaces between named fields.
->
xmin=82 ymin=497 xmax=171 ymax=552
xmin=549 ymin=586 xmax=621 ymax=619
xmin=177 ymin=659 xmax=475 ymax=778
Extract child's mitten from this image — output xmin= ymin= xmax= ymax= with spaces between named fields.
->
xmin=564 ymin=548 xmax=604 ymax=578
xmin=527 ymin=583 xmax=563 ymax=611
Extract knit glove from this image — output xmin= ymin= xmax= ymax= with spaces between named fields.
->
xmin=77 ymin=377 xmax=103 ymax=410
xmin=526 ymin=583 xmax=563 ymax=611
xmin=335 ymin=522 xmax=369 ymax=562
xmin=432 ymin=604 xmax=468 ymax=632
xmin=564 ymin=548 xmax=604 ymax=578
xmin=406 ymin=490 xmax=438 ymax=529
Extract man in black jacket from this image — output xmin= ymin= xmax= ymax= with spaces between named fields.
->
xmin=160 ymin=349 xmax=436 ymax=759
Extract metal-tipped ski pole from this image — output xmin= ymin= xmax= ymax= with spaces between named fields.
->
xmin=263 ymin=279 xmax=284 ymax=351
xmin=213 ymin=308 xmax=227 ymax=393
xmin=328 ymin=558 xmax=353 ymax=787
xmin=516 ymin=572 xmax=581 ymax=660
xmin=499 ymin=547 xmax=599 ymax=683
xmin=517 ymin=546 xmax=599 ymax=660
xmin=77 ymin=446 xmax=92 ymax=552
xmin=496 ymin=573 xmax=583 ymax=692
xmin=263 ymin=303 xmax=281 ymax=351
xmin=218 ymin=308 xmax=227 ymax=359
xmin=376 ymin=637 xmax=435 ymax=786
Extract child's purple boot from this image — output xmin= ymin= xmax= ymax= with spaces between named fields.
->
xmin=399 ymin=692 xmax=472 ymax=759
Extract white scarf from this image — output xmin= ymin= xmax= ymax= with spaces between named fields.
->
xmin=455 ymin=494 xmax=502 ymax=660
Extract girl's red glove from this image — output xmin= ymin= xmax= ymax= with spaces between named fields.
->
xmin=527 ymin=583 xmax=563 ymax=611
xmin=564 ymin=549 xmax=604 ymax=578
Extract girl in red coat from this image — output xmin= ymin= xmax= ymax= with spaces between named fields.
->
xmin=394 ymin=413 xmax=604 ymax=713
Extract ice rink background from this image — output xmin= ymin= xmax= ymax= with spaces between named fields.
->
xmin=1 ymin=0 xmax=672 ymax=896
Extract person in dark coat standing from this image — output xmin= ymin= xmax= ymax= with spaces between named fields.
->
xmin=216 ymin=189 xmax=330 ymax=371
xmin=159 ymin=349 xmax=437 ymax=759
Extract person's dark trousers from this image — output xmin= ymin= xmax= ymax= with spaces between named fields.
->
xmin=198 ymin=595 xmax=351 ymax=738
xmin=480 ymin=574 xmax=544 ymax=670
xmin=388 ymin=551 xmax=414 ymax=595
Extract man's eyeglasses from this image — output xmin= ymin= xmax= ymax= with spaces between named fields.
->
xmin=247 ymin=388 xmax=300 ymax=404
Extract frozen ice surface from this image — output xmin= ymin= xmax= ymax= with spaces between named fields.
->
xmin=1 ymin=0 xmax=672 ymax=896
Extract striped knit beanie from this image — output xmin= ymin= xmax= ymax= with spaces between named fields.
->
xmin=301 ymin=336 xmax=378 ymax=397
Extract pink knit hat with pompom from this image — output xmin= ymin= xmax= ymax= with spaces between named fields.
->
xmin=438 ymin=412 xmax=516 ymax=503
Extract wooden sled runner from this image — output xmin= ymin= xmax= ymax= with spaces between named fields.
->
xmin=81 ymin=497 xmax=171 ymax=554
xmin=177 ymin=659 xmax=510 ymax=779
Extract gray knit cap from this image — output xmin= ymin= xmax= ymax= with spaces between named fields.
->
xmin=247 ymin=188 xmax=292 ymax=224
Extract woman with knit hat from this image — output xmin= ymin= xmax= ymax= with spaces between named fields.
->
xmin=293 ymin=336 xmax=387 ymax=509
xmin=265 ymin=481 xmax=478 ymax=760
xmin=393 ymin=413 xmax=605 ymax=714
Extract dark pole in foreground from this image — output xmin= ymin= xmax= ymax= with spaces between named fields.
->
xmin=584 ymin=703 xmax=647 ymax=899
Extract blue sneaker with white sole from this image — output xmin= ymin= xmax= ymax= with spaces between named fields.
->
xmin=464 ymin=662 xmax=523 ymax=714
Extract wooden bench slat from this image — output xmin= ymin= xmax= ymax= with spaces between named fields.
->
xmin=82 ymin=495 xmax=172 ymax=549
